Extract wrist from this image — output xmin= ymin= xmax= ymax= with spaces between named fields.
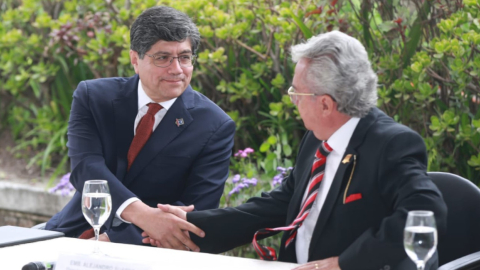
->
xmin=120 ymin=200 xmax=151 ymax=225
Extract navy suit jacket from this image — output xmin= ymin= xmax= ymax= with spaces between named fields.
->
xmin=46 ymin=75 xmax=235 ymax=245
xmin=187 ymin=108 xmax=447 ymax=270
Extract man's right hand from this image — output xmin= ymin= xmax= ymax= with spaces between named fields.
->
xmin=121 ymin=201 xmax=204 ymax=251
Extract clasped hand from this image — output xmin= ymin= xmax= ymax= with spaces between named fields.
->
xmin=141 ymin=204 xmax=204 ymax=252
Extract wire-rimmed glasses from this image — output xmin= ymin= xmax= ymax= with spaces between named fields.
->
xmin=287 ymin=86 xmax=318 ymax=105
xmin=144 ymin=54 xmax=196 ymax=68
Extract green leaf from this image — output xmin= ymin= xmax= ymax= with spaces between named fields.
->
xmin=283 ymin=144 xmax=292 ymax=157
xmin=260 ymin=142 xmax=271 ymax=153
xmin=267 ymin=135 xmax=277 ymax=145
xmin=287 ymin=10 xmax=312 ymax=39
xmin=403 ymin=0 xmax=431 ymax=68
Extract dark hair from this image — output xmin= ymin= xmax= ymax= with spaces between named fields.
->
xmin=130 ymin=6 xmax=200 ymax=58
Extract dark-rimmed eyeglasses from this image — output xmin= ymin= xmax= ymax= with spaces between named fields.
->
xmin=144 ymin=54 xmax=196 ymax=68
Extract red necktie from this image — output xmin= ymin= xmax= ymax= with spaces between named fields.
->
xmin=127 ymin=103 xmax=163 ymax=171
xmin=252 ymin=141 xmax=333 ymax=261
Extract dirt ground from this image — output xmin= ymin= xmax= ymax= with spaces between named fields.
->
xmin=0 ymin=129 xmax=52 ymax=187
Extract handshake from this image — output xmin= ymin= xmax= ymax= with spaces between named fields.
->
xmin=137 ymin=204 xmax=204 ymax=252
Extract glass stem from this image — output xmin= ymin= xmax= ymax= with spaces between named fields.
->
xmin=94 ymin=227 xmax=100 ymax=241
xmin=417 ymin=262 xmax=425 ymax=270
xmin=93 ymin=227 xmax=100 ymax=254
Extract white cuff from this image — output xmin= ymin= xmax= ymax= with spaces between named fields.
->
xmin=115 ymin=197 xmax=140 ymax=224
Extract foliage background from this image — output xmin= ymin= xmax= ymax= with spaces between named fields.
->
xmin=1 ymin=0 xmax=480 ymax=258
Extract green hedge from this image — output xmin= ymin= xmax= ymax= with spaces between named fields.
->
xmin=1 ymin=0 xmax=479 ymax=182
xmin=1 ymin=1 xmax=480 ymax=186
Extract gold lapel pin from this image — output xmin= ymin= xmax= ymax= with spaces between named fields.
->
xmin=342 ymin=154 xmax=352 ymax=164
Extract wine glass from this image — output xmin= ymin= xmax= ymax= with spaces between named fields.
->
xmin=404 ymin=210 xmax=438 ymax=270
xmin=82 ymin=180 xmax=112 ymax=254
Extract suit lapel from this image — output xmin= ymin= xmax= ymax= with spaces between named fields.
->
xmin=123 ymin=86 xmax=195 ymax=186
xmin=113 ymin=75 xmax=139 ymax=182
xmin=307 ymin=108 xmax=380 ymax=258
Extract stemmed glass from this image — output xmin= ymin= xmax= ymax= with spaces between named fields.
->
xmin=81 ymin=180 xmax=112 ymax=254
xmin=404 ymin=210 xmax=438 ymax=270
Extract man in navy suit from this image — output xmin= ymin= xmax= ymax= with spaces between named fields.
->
xmin=142 ymin=31 xmax=447 ymax=269
xmin=45 ymin=6 xmax=235 ymax=248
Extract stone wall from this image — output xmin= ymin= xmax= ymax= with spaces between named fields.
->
xmin=0 ymin=181 xmax=72 ymax=227
xmin=0 ymin=209 xmax=50 ymax=227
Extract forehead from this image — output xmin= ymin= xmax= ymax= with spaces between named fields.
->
xmin=147 ymin=39 xmax=192 ymax=54
xmin=292 ymin=58 xmax=311 ymax=88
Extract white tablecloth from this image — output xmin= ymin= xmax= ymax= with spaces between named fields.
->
xmin=0 ymin=237 xmax=299 ymax=269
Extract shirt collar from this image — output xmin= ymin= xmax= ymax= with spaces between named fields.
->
xmin=326 ymin=117 xmax=360 ymax=154
xmin=137 ymin=79 xmax=177 ymax=111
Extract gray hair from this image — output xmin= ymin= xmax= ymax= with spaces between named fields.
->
xmin=291 ymin=31 xmax=378 ymax=118
xmin=130 ymin=6 xmax=201 ymax=58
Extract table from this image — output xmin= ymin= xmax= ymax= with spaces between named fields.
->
xmin=0 ymin=237 xmax=299 ymax=269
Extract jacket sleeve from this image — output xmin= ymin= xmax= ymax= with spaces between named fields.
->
xmin=67 ymin=81 xmax=137 ymax=230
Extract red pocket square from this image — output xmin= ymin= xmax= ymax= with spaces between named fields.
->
xmin=345 ymin=193 xmax=362 ymax=204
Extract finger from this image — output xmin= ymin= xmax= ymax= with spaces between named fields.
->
xmin=142 ymin=237 xmax=151 ymax=244
xmin=166 ymin=235 xmax=189 ymax=251
xmin=148 ymin=238 xmax=163 ymax=248
xmin=157 ymin=203 xmax=170 ymax=212
xmin=177 ymin=218 xmax=205 ymax=238
xmin=141 ymin=231 xmax=149 ymax=237
xmin=158 ymin=238 xmax=173 ymax=249
xmin=177 ymin=205 xmax=195 ymax=212
xmin=158 ymin=204 xmax=184 ymax=219
xmin=173 ymin=229 xmax=200 ymax=252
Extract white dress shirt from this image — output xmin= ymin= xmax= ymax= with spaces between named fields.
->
xmin=114 ymin=80 xmax=177 ymax=224
xmin=295 ymin=117 xmax=360 ymax=263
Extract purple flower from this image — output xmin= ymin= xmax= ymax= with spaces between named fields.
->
xmin=272 ymin=167 xmax=293 ymax=186
xmin=234 ymin=150 xmax=243 ymax=157
xmin=244 ymin=148 xmax=254 ymax=154
xmin=234 ymin=148 xmax=254 ymax=158
xmin=228 ymin=185 xmax=242 ymax=196
xmin=244 ymin=178 xmax=258 ymax=186
xmin=228 ymin=176 xmax=258 ymax=196
xmin=49 ymin=173 xmax=74 ymax=196
xmin=232 ymin=174 xmax=241 ymax=183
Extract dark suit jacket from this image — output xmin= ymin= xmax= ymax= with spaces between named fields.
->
xmin=187 ymin=108 xmax=447 ymax=270
xmin=46 ymin=75 xmax=235 ymax=245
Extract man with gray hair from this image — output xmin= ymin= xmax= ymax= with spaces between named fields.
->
xmin=143 ymin=31 xmax=447 ymax=269
xmin=46 ymin=6 xmax=235 ymax=246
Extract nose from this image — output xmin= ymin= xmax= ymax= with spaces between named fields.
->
xmin=168 ymin=58 xmax=183 ymax=74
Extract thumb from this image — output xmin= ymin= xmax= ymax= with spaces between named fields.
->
xmin=178 ymin=204 xmax=195 ymax=212
xmin=157 ymin=203 xmax=170 ymax=212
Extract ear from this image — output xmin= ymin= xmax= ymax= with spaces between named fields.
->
xmin=130 ymin=50 xmax=139 ymax=74
xmin=319 ymin=95 xmax=336 ymax=116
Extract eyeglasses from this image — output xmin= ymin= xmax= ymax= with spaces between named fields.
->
xmin=287 ymin=86 xmax=336 ymax=104
xmin=287 ymin=86 xmax=319 ymax=104
xmin=144 ymin=54 xmax=196 ymax=68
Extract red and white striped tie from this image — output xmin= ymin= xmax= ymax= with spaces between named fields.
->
xmin=252 ymin=141 xmax=333 ymax=261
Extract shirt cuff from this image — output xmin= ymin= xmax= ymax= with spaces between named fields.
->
xmin=115 ymin=197 xmax=140 ymax=224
